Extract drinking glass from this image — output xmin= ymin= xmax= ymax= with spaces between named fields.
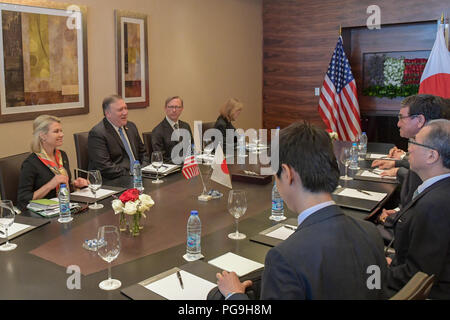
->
xmin=0 ymin=200 xmax=17 ymax=251
xmin=339 ymin=147 xmax=353 ymax=181
xmin=97 ymin=225 xmax=121 ymax=290
xmin=227 ymin=190 xmax=247 ymax=240
xmin=151 ymin=151 xmax=164 ymax=184
xmin=88 ymin=170 xmax=104 ymax=209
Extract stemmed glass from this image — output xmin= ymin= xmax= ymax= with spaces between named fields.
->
xmin=339 ymin=147 xmax=353 ymax=181
xmin=97 ymin=225 xmax=121 ymax=290
xmin=227 ymin=190 xmax=247 ymax=240
xmin=0 ymin=200 xmax=17 ymax=251
xmin=88 ymin=170 xmax=104 ymax=209
xmin=151 ymin=151 xmax=164 ymax=184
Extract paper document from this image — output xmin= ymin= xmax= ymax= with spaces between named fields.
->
xmin=336 ymin=188 xmax=387 ymax=202
xmin=208 ymin=252 xmax=264 ymax=277
xmin=71 ymin=188 xmax=116 ymax=199
xmin=143 ymin=270 xmax=216 ymax=300
xmin=366 ymin=153 xmax=388 ymax=159
xmin=265 ymin=225 xmax=297 ymax=240
xmin=360 ymin=170 xmax=396 ymax=180
xmin=0 ymin=222 xmax=30 ymax=238
xmin=142 ymin=163 xmax=180 ymax=174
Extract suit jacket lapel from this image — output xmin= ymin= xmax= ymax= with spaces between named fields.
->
xmin=103 ymin=118 xmax=126 ymax=152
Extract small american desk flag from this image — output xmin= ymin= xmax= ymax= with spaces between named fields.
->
xmin=318 ymin=36 xmax=361 ymax=141
xmin=182 ymin=155 xmax=200 ymax=180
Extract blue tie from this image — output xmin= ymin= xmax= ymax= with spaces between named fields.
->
xmin=118 ymin=127 xmax=135 ymax=172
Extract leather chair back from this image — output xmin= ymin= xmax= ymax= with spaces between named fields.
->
xmin=390 ymin=272 xmax=435 ymax=300
xmin=73 ymin=132 xmax=89 ymax=171
xmin=142 ymin=131 xmax=153 ymax=157
xmin=0 ymin=152 xmax=30 ymax=205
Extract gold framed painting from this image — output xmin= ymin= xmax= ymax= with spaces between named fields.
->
xmin=115 ymin=10 xmax=149 ymax=109
xmin=0 ymin=0 xmax=89 ymax=123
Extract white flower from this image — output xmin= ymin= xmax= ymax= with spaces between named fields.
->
xmin=124 ymin=201 xmax=138 ymax=215
xmin=139 ymin=194 xmax=154 ymax=210
xmin=112 ymin=199 xmax=124 ymax=214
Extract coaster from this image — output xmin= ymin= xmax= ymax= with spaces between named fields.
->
xmin=182 ymin=253 xmax=205 ymax=262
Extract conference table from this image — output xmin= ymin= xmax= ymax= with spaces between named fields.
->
xmin=0 ymin=142 xmax=398 ymax=300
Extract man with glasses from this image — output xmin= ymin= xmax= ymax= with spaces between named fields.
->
xmin=372 ymin=95 xmax=445 ymax=229
xmin=386 ymin=119 xmax=450 ymax=299
xmin=151 ymin=96 xmax=193 ymax=163
xmin=216 ymin=122 xmax=388 ymax=300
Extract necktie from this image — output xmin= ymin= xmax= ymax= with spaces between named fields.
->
xmin=173 ymin=123 xmax=180 ymax=141
xmin=118 ymin=127 xmax=135 ymax=172
xmin=412 ymin=188 xmax=420 ymax=200
xmin=173 ymin=123 xmax=179 ymax=130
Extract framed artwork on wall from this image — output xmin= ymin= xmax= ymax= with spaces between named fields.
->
xmin=115 ymin=10 xmax=149 ymax=109
xmin=0 ymin=0 xmax=89 ymax=123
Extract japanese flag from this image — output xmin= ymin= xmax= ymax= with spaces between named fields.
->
xmin=210 ymin=144 xmax=232 ymax=189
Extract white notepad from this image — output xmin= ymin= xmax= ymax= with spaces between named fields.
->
xmin=142 ymin=163 xmax=180 ymax=174
xmin=0 ymin=222 xmax=30 ymax=238
xmin=360 ymin=170 xmax=397 ymax=180
xmin=143 ymin=270 xmax=216 ymax=300
xmin=366 ymin=153 xmax=388 ymax=159
xmin=265 ymin=225 xmax=297 ymax=240
xmin=208 ymin=252 xmax=264 ymax=277
xmin=337 ymin=188 xmax=387 ymax=202
xmin=70 ymin=188 xmax=116 ymax=199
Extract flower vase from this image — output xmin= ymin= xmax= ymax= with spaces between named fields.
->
xmin=119 ymin=212 xmax=127 ymax=232
xmin=138 ymin=212 xmax=144 ymax=230
xmin=130 ymin=214 xmax=140 ymax=236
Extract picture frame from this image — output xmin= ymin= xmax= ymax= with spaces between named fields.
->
xmin=0 ymin=0 xmax=89 ymax=123
xmin=115 ymin=10 xmax=149 ymax=109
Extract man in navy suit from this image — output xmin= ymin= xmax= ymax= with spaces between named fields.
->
xmin=386 ymin=119 xmax=450 ymax=299
xmin=217 ymin=122 xmax=388 ymax=300
xmin=88 ymin=95 xmax=148 ymax=180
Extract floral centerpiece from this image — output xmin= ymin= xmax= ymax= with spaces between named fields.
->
xmin=112 ymin=189 xmax=154 ymax=236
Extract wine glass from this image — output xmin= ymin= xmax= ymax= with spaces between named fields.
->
xmin=88 ymin=170 xmax=104 ymax=209
xmin=97 ymin=225 xmax=121 ymax=290
xmin=0 ymin=200 xmax=17 ymax=251
xmin=339 ymin=147 xmax=353 ymax=181
xmin=227 ymin=190 xmax=247 ymax=240
xmin=151 ymin=151 xmax=164 ymax=184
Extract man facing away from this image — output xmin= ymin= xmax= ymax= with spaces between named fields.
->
xmin=151 ymin=96 xmax=193 ymax=163
xmin=88 ymin=95 xmax=148 ymax=180
xmin=386 ymin=119 xmax=450 ymax=299
xmin=217 ymin=122 xmax=388 ymax=300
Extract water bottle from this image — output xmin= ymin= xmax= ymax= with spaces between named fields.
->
xmin=58 ymin=184 xmax=72 ymax=223
xmin=359 ymin=132 xmax=368 ymax=156
xmin=186 ymin=210 xmax=201 ymax=260
xmin=349 ymin=142 xmax=359 ymax=170
xmin=270 ymin=181 xmax=286 ymax=221
xmin=133 ymin=160 xmax=144 ymax=194
xmin=237 ymin=132 xmax=246 ymax=157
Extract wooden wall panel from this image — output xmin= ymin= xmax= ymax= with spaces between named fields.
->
xmin=263 ymin=0 xmax=450 ymax=130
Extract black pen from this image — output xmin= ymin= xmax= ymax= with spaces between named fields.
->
xmin=176 ymin=270 xmax=184 ymax=289
xmin=357 ymin=189 xmax=372 ymax=196
xmin=283 ymin=225 xmax=297 ymax=231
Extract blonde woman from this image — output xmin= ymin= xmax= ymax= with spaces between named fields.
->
xmin=213 ymin=98 xmax=243 ymax=149
xmin=17 ymin=115 xmax=88 ymax=210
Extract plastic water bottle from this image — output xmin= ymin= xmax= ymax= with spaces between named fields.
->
xmin=133 ymin=160 xmax=144 ymax=194
xmin=359 ymin=132 xmax=368 ymax=156
xmin=186 ymin=210 xmax=201 ymax=260
xmin=349 ymin=142 xmax=359 ymax=170
xmin=270 ymin=181 xmax=286 ymax=221
xmin=58 ymin=184 xmax=72 ymax=223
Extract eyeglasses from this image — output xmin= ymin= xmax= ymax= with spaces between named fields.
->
xmin=397 ymin=114 xmax=421 ymax=121
xmin=166 ymin=105 xmax=183 ymax=110
xmin=408 ymin=138 xmax=437 ymax=151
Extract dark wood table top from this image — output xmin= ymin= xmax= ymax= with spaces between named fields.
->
xmin=0 ymin=144 xmax=398 ymax=299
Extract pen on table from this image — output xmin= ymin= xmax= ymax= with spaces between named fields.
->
xmin=0 ymin=229 xmax=4 ymax=236
xmin=176 ymin=270 xmax=184 ymax=289
xmin=283 ymin=225 xmax=297 ymax=231
xmin=357 ymin=189 xmax=372 ymax=196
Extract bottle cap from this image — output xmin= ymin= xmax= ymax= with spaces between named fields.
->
xmin=190 ymin=210 xmax=198 ymax=215
xmin=352 ymin=142 xmax=357 ymax=146
xmin=362 ymin=132 xmax=366 ymax=134
xmin=60 ymin=184 xmax=66 ymax=188
xmin=134 ymin=160 xmax=140 ymax=164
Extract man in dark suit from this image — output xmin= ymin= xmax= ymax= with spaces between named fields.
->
xmin=385 ymin=119 xmax=450 ymax=299
xmin=88 ymin=95 xmax=148 ymax=180
xmin=217 ymin=122 xmax=388 ymax=300
xmin=151 ymin=96 xmax=192 ymax=163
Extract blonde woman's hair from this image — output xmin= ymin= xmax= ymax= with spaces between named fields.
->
xmin=31 ymin=115 xmax=61 ymax=153
xmin=219 ymin=98 xmax=243 ymax=121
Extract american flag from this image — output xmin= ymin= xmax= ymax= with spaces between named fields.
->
xmin=318 ymin=36 xmax=361 ymax=141
xmin=182 ymin=155 xmax=200 ymax=180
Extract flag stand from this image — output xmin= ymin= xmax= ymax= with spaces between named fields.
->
xmin=197 ymin=165 xmax=212 ymax=202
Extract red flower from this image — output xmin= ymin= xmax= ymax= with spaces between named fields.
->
xmin=119 ymin=188 xmax=140 ymax=203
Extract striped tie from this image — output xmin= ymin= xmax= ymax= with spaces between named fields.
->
xmin=118 ymin=127 xmax=135 ymax=172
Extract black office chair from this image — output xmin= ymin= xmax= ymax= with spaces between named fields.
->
xmin=73 ymin=132 xmax=89 ymax=171
xmin=389 ymin=272 xmax=435 ymax=300
xmin=0 ymin=152 xmax=30 ymax=205
xmin=201 ymin=121 xmax=216 ymax=137
xmin=142 ymin=131 xmax=153 ymax=157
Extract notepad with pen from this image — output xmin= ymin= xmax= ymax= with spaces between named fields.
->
xmin=27 ymin=199 xmax=81 ymax=218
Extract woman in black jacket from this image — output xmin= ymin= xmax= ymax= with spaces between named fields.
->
xmin=17 ymin=115 xmax=88 ymax=211
xmin=213 ymin=98 xmax=243 ymax=153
